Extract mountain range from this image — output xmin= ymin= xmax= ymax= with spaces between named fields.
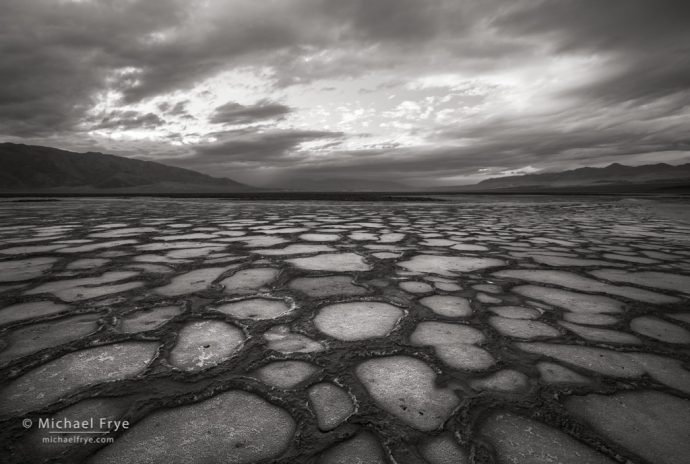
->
xmin=1 ymin=142 xmax=689 ymax=194
xmin=0 ymin=143 xmax=249 ymax=193
xmin=466 ymin=162 xmax=690 ymax=191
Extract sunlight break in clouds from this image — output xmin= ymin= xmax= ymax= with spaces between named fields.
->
xmin=1 ymin=0 xmax=689 ymax=188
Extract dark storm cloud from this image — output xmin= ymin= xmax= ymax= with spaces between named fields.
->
xmin=255 ymin=99 xmax=690 ymax=186
xmin=92 ymin=111 xmax=165 ymax=131
xmin=0 ymin=0 xmax=187 ymax=136
xmin=1 ymin=0 xmax=689 ymax=186
xmin=324 ymin=0 xmax=440 ymax=42
xmin=209 ymin=100 xmax=291 ymax=125
xmin=497 ymin=0 xmax=690 ymax=104
xmin=0 ymin=0 xmax=303 ymax=135
xmin=194 ymin=129 xmax=343 ymax=162
xmin=0 ymin=0 xmax=497 ymax=136
xmin=159 ymin=101 xmax=190 ymax=116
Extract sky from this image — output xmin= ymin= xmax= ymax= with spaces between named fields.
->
xmin=1 ymin=0 xmax=690 ymax=188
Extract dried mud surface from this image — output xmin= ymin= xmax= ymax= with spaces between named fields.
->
xmin=0 ymin=197 xmax=689 ymax=464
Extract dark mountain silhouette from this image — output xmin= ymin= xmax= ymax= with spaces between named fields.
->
xmin=0 ymin=143 xmax=251 ymax=192
xmin=449 ymin=162 xmax=690 ymax=193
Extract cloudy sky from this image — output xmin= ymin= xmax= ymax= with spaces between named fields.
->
xmin=2 ymin=0 xmax=689 ymax=188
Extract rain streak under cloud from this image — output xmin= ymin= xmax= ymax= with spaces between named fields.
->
xmin=1 ymin=0 xmax=689 ymax=188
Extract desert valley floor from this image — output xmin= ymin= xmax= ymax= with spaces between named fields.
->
xmin=0 ymin=196 xmax=689 ymax=464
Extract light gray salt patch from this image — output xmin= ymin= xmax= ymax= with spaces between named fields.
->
xmin=25 ymin=271 xmax=142 ymax=302
xmin=66 ymin=258 xmax=109 ymax=270
xmin=169 ymin=320 xmax=244 ymax=372
xmin=212 ymin=298 xmax=293 ymax=321
xmin=512 ymin=284 xmax=624 ymax=313
xmin=537 ymin=362 xmax=590 ymax=384
xmin=559 ymin=321 xmax=641 ymax=344
xmin=517 ymin=343 xmax=643 ymax=378
xmin=451 ymin=243 xmax=489 ymax=251
xmin=221 ymin=235 xmax=289 ymax=247
xmin=0 ymin=342 xmax=158 ymax=417
xmin=421 ymin=239 xmax=458 ymax=247
xmin=58 ymin=240 xmax=138 ymax=253
xmin=120 ymin=306 xmax=183 ymax=333
xmin=419 ymin=433 xmax=470 ymax=464
xmin=308 ymin=382 xmax=355 ymax=430
xmin=379 ymin=232 xmax=405 ymax=242
xmin=590 ymin=269 xmax=690 ymax=295
xmin=92 ymin=222 xmax=129 ymax=229
xmin=531 ymin=255 xmax=624 ymax=267
xmin=319 ymin=432 xmax=386 ymax=464
xmin=0 ymin=257 xmax=57 ymax=282
xmin=288 ymin=252 xmax=371 ymax=271
xmin=155 ymin=266 xmax=231 ymax=296
xmin=166 ymin=246 xmax=227 ymax=259
xmin=89 ymin=227 xmax=157 ymax=238
xmin=517 ymin=343 xmax=690 ymax=393
xmin=563 ymin=313 xmax=619 ymax=325
xmin=215 ymin=230 xmax=246 ymax=237
xmin=314 ymin=302 xmax=403 ymax=341
xmin=477 ymin=292 xmax=502 ymax=304
xmin=137 ymin=241 xmax=213 ymax=252
xmin=410 ymin=322 xmax=495 ymax=370
xmin=373 ymin=252 xmax=400 ymax=259
xmin=254 ymin=361 xmax=319 ymax=389
xmin=399 ymin=255 xmax=505 ymax=276
xmin=299 ymin=233 xmax=340 ymax=242
xmin=669 ymin=312 xmax=690 ymax=324
xmin=490 ymin=316 xmax=559 ymax=339
xmin=289 ymin=275 xmax=368 ymax=298
xmin=91 ymin=391 xmax=295 ymax=464
xmin=480 ymin=411 xmax=615 ymax=464
xmin=256 ymin=244 xmax=334 ymax=255
xmin=434 ymin=282 xmax=462 ymax=291
xmin=154 ymin=233 xmax=219 ymax=241
xmin=473 ymin=284 xmax=501 ymax=293
xmin=365 ymin=244 xmax=409 ymax=253
xmin=489 ymin=306 xmax=540 ymax=319
xmin=220 ymin=267 xmax=279 ymax=294
xmin=262 ymin=227 xmax=309 ymax=234
xmin=471 ymin=369 xmax=529 ymax=392
xmin=566 ymin=391 xmax=690 ymax=464
xmin=399 ymin=281 xmax=433 ymax=293
xmin=350 ymin=232 xmax=378 ymax=241
xmin=0 ymin=301 xmax=69 ymax=325
xmin=602 ymin=253 xmax=659 ymax=264
xmin=263 ymin=325 xmax=324 ymax=353
xmin=132 ymin=254 xmax=184 ymax=264
xmin=0 ymin=314 xmax=100 ymax=364
xmin=411 ymin=321 xmax=485 ymax=345
xmin=127 ymin=263 xmax=172 ymax=274
xmin=419 ymin=295 xmax=472 ymax=317
xmin=356 ymin=356 xmax=459 ymax=431
xmin=0 ymin=244 xmax=65 ymax=255
xmin=641 ymin=250 xmax=679 ymax=260
xmin=496 ymin=270 xmax=679 ymax=304
xmin=630 ymin=316 xmax=690 ymax=344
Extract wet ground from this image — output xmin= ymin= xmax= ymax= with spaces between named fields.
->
xmin=0 ymin=196 xmax=689 ymax=464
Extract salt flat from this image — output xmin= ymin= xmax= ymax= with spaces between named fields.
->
xmin=0 ymin=196 xmax=688 ymax=463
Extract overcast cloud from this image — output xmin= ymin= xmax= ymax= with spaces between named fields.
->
xmin=1 ymin=0 xmax=689 ymax=187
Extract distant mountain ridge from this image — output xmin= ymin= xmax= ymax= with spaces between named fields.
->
xmin=0 ymin=143 xmax=250 ymax=192
xmin=462 ymin=162 xmax=690 ymax=191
